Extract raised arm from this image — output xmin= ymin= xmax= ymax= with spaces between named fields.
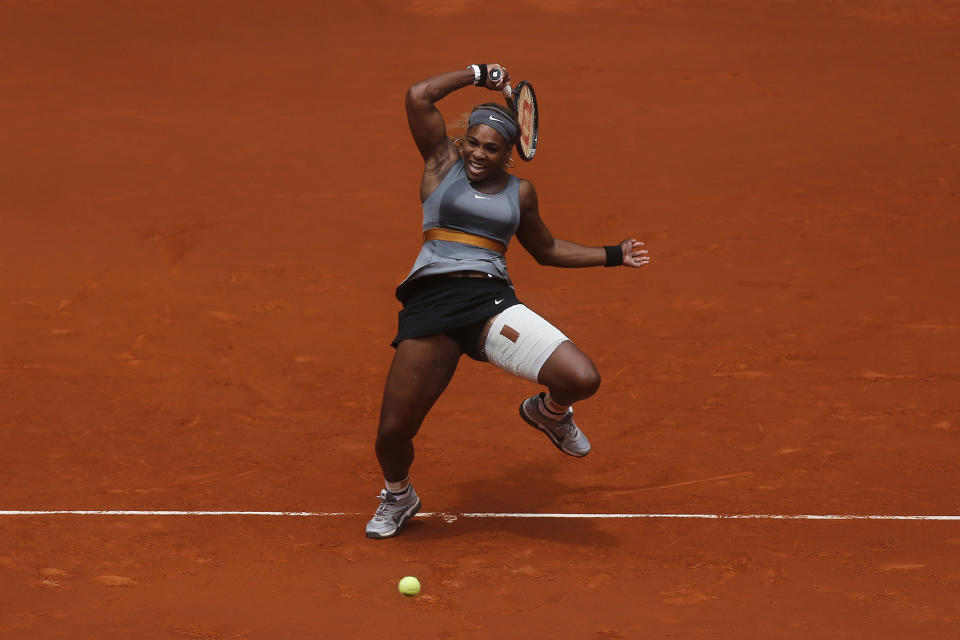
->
xmin=515 ymin=180 xmax=650 ymax=268
xmin=405 ymin=70 xmax=473 ymax=165
xmin=405 ymin=66 xmax=510 ymax=199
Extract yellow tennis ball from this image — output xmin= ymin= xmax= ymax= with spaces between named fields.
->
xmin=398 ymin=576 xmax=421 ymax=596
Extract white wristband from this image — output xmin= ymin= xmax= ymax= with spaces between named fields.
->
xmin=468 ymin=64 xmax=481 ymax=85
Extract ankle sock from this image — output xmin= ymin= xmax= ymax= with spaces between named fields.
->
xmin=385 ymin=478 xmax=410 ymax=495
xmin=541 ymin=393 xmax=570 ymax=417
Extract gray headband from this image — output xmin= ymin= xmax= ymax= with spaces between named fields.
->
xmin=468 ymin=108 xmax=519 ymax=144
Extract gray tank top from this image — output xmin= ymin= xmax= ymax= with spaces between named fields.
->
xmin=399 ymin=159 xmax=521 ymax=288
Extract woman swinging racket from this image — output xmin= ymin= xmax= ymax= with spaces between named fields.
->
xmin=366 ymin=63 xmax=650 ymax=539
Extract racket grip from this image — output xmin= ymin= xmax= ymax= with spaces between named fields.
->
xmin=489 ymin=68 xmax=512 ymax=99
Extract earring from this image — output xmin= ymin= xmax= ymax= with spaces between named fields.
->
xmin=453 ymin=137 xmax=463 ymax=153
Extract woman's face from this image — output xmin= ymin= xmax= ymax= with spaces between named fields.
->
xmin=462 ymin=124 xmax=510 ymax=183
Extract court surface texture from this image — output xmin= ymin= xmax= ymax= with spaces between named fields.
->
xmin=2 ymin=1 xmax=959 ymax=638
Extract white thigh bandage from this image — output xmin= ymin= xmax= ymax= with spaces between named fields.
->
xmin=483 ymin=305 xmax=569 ymax=382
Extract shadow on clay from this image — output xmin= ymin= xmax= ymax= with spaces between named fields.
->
xmin=403 ymin=461 xmax=623 ymax=548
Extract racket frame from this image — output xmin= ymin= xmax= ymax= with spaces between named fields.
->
xmin=509 ymin=80 xmax=539 ymax=162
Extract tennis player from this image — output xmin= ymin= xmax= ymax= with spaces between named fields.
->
xmin=366 ymin=64 xmax=650 ymax=539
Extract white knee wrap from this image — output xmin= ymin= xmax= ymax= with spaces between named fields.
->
xmin=483 ymin=305 xmax=568 ymax=382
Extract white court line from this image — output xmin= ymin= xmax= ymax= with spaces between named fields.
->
xmin=457 ymin=513 xmax=960 ymax=521
xmin=0 ymin=511 xmax=337 ymax=517
xmin=0 ymin=510 xmax=958 ymax=521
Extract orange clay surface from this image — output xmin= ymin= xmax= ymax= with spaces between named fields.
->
xmin=2 ymin=1 xmax=960 ymax=638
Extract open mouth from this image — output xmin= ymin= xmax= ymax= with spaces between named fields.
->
xmin=467 ymin=160 xmax=486 ymax=175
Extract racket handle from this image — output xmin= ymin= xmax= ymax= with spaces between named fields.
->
xmin=488 ymin=68 xmax=513 ymax=100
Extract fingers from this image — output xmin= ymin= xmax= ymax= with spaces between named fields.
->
xmin=487 ymin=63 xmax=510 ymax=90
xmin=622 ymin=239 xmax=650 ymax=268
xmin=626 ymin=253 xmax=651 ymax=267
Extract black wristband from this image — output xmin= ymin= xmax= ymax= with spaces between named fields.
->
xmin=604 ymin=245 xmax=623 ymax=267
xmin=477 ymin=64 xmax=488 ymax=86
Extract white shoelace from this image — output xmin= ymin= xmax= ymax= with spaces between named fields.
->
xmin=558 ymin=419 xmax=579 ymax=440
xmin=373 ymin=490 xmax=410 ymax=521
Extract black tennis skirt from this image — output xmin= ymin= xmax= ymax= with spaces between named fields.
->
xmin=392 ymin=274 xmax=522 ymax=355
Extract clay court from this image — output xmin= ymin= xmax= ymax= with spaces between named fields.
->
xmin=2 ymin=0 xmax=959 ymax=637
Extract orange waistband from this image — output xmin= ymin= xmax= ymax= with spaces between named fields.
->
xmin=423 ymin=228 xmax=507 ymax=254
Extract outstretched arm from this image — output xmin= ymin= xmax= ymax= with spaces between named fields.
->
xmin=515 ymin=180 xmax=650 ymax=268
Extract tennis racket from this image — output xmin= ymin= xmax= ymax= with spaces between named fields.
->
xmin=489 ymin=68 xmax=539 ymax=162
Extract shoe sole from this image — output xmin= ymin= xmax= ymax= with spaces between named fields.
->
xmin=519 ymin=402 xmax=590 ymax=458
xmin=365 ymin=498 xmax=422 ymax=540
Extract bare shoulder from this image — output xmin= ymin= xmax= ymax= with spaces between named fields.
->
xmin=517 ymin=177 xmax=539 ymax=210
xmin=419 ymin=140 xmax=461 ymax=201
xmin=425 ymin=139 xmax=460 ymax=176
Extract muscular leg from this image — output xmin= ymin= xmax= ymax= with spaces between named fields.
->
xmin=375 ymin=334 xmax=462 ymax=482
xmin=478 ymin=310 xmax=601 ymax=406
xmin=535 ymin=341 xmax=601 ymax=406
xmin=479 ymin=309 xmax=596 ymax=457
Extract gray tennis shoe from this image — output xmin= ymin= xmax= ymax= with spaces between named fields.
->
xmin=365 ymin=486 xmax=421 ymax=539
xmin=519 ymin=392 xmax=591 ymax=457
